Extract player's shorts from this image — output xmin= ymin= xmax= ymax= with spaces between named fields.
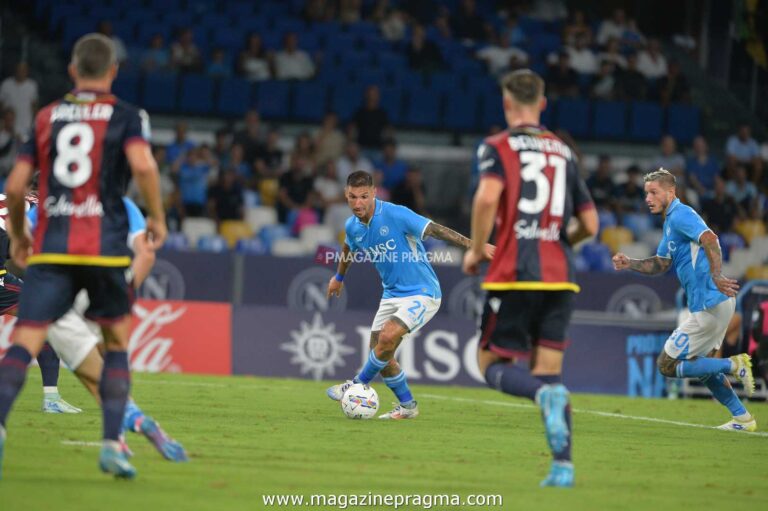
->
xmin=46 ymin=293 xmax=101 ymax=370
xmin=664 ymin=297 xmax=736 ymax=360
xmin=16 ymin=264 xmax=134 ymax=327
xmin=371 ymin=296 xmax=441 ymax=334
xmin=479 ymin=290 xmax=575 ymax=358
xmin=0 ymin=271 xmax=23 ymax=315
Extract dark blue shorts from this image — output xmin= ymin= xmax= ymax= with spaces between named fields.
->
xmin=0 ymin=271 xmax=23 ymax=315
xmin=16 ymin=264 xmax=134 ymax=327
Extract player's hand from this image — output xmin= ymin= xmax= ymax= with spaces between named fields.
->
xmin=10 ymin=231 xmax=33 ymax=270
xmin=145 ymin=217 xmax=168 ymax=250
xmin=612 ymin=252 xmax=630 ymax=271
xmin=327 ymin=277 xmax=344 ymax=299
xmin=462 ymin=249 xmax=484 ymax=275
xmin=483 ymin=243 xmax=496 ymax=261
xmin=713 ymin=274 xmax=739 ymax=297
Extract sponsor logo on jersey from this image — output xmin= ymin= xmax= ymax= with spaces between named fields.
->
xmin=513 ymin=219 xmax=561 ymax=241
xmin=44 ymin=194 xmax=104 ymax=218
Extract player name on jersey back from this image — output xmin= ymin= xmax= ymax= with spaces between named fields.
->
xmin=507 ymin=134 xmax=573 ymax=160
xmin=51 ymin=103 xmax=114 ymax=122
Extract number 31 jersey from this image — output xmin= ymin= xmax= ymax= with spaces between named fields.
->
xmin=16 ymin=89 xmax=150 ymax=266
xmin=477 ymin=126 xmax=594 ymax=292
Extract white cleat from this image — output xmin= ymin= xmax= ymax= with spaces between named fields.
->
xmin=379 ymin=402 xmax=419 ymax=420
xmin=42 ymin=397 xmax=83 ymax=414
xmin=326 ymin=380 xmax=354 ymax=401
xmin=730 ymin=354 xmax=755 ymax=397
xmin=717 ymin=416 xmax=757 ymax=432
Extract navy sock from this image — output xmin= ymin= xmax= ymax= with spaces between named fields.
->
xmin=99 ymin=351 xmax=131 ymax=441
xmin=537 ymin=374 xmax=572 ymax=462
xmin=485 ymin=362 xmax=543 ymax=401
xmin=0 ymin=345 xmax=32 ymax=427
xmin=37 ymin=342 xmax=60 ymax=388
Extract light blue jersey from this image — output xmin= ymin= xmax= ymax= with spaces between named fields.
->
xmin=345 ymin=200 xmax=441 ymax=299
xmin=657 ymin=198 xmax=728 ymax=312
xmin=27 ymin=197 xmax=146 ymax=252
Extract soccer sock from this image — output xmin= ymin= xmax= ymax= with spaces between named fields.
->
xmin=700 ymin=374 xmax=748 ymax=417
xmin=99 ymin=351 xmax=131 ymax=441
xmin=354 ymin=351 xmax=389 ymax=385
xmin=37 ymin=342 xmax=61 ymax=393
xmin=676 ymin=358 xmax=732 ymax=378
xmin=538 ymin=374 xmax=572 ymax=462
xmin=122 ymin=398 xmax=147 ymax=433
xmin=382 ymin=371 xmax=415 ymax=407
xmin=484 ymin=362 xmax=543 ymax=401
xmin=0 ymin=345 xmax=32 ymax=427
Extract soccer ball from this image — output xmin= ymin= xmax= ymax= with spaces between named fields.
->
xmin=340 ymin=384 xmax=379 ymax=419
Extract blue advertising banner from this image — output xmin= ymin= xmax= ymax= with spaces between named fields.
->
xmin=137 ymin=250 xmax=234 ymax=302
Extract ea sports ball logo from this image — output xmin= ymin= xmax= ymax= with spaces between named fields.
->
xmin=281 ymin=313 xmax=355 ymax=380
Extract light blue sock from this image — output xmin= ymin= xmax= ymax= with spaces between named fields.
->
xmin=355 ymin=351 xmax=388 ymax=385
xmin=382 ymin=372 xmax=414 ymax=406
xmin=700 ymin=374 xmax=747 ymax=417
xmin=121 ymin=398 xmax=146 ymax=433
xmin=676 ymin=358 xmax=732 ymax=378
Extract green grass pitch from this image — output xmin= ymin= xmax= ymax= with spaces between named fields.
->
xmin=1 ymin=371 xmax=767 ymax=511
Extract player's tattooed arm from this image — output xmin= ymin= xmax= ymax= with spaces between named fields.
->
xmin=700 ymin=230 xmax=739 ymax=297
xmin=424 ymin=222 xmax=471 ymax=249
xmin=613 ymin=253 xmax=671 ymax=275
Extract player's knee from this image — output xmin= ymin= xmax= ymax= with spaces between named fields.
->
xmin=656 ymin=353 xmax=677 ymax=377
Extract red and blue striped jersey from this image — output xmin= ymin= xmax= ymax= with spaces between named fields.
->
xmin=16 ymin=90 xmax=150 ymax=267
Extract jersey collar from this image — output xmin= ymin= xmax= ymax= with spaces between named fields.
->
xmin=356 ymin=199 xmax=382 ymax=227
xmin=665 ymin=198 xmax=681 ymax=215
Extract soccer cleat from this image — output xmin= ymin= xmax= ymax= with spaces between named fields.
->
xmin=138 ymin=416 xmax=189 ymax=462
xmin=730 ymin=354 xmax=755 ymax=397
xmin=326 ymin=380 xmax=354 ymax=401
xmin=99 ymin=442 xmax=137 ymax=479
xmin=537 ymin=384 xmax=571 ymax=454
xmin=717 ymin=416 xmax=757 ymax=432
xmin=378 ymin=402 xmax=419 ymax=420
xmin=0 ymin=425 xmax=6 ymax=480
xmin=42 ymin=396 xmax=82 ymax=414
xmin=540 ymin=461 xmax=574 ymax=488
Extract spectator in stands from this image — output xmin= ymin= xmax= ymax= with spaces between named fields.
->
xmin=212 ymin=128 xmax=232 ymax=167
xmin=621 ymin=18 xmax=646 ymax=51
xmin=545 ymin=52 xmax=579 ymax=99
xmin=128 ymin=144 xmax=176 ymax=213
xmin=528 ymin=0 xmax=568 ymax=21
xmin=726 ymin=165 xmax=759 ymax=211
xmin=0 ymin=110 xmax=17 ymax=187
xmin=391 ymin=167 xmax=427 ymax=214
xmin=476 ymin=30 xmax=528 ymax=77
xmin=586 ymin=155 xmax=615 ymax=210
xmin=141 ymin=34 xmax=171 ymax=72
xmin=314 ymin=160 xmax=346 ymax=211
xmin=171 ymin=28 xmax=203 ymax=73
xmin=408 ymin=24 xmax=444 ymax=73
xmin=591 ymin=61 xmax=617 ymax=100
xmin=686 ymin=136 xmax=721 ymax=196
xmin=274 ymin=32 xmax=315 ymax=80
xmin=352 ymin=85 xmax=391 ymax=151
xmin=277 ymin=155 xmax=316 ymax=223
xmin=400 ymin=0 xmax=438 ymax=25
xmin=567 ymin=34 xmax=598 ymax=74
xmin=374 ymin=171 xmax=391 ymax=201
xmin=652 ymin=135 xmax=686 ymax=178
xmin=339 ymin=0 xmax=362 ymax=24
xmin=175 ymin=146 xmax=216 ymax=217
xmin=234 ymin=110 xmax=266 ymax=166
xmin=375 ymin=139 xmax=409 ymax=190
xmin=207 ymin=48 xmax=232 ymax=78
xmin=433 ymin=11 xmax=453 ymax=40
xmin=504 ymin=15 xmax=527 ymax=47
xmin=97 ymin=21 xmax=127 ymax=63
xmin=291 ymin=132 xmax=316 ymax=168
xmin=614 ymin=165 xmax=645 ymax=214
xmin=701 ymin=176 xmax=739 ymax=233
xmin=207 ymin=168 xmax=244 ymax=223
xmin=226 ymin=144 xmax=253 ymax=184
xmin=451 ymin=0 xmax=488 ymax=42
xmin=256 ymin=129 xmax=285 ymax=179
xmin=0 ymin=62 xmax=37 ymax=138
xmin=725 ymin=124 xmax=763 ymax=184
xmin=380 ymin=7 xmax=407 ymax=42
xmin=658 ymin=59 xmax=690 ymax=105
xmin=636 ymin=38 xmax=668 ymax=79
xmin=596 ymin=8 xmax=627 ymax=47
xmin=336 ymin=141 xmax=374 ymax=185
xmin=304 ymin=0 xmax=335 ymax=23
xmin=598 ymin=37 xmax=627 ymax=69
xmin=562 ymin=10 xmax=593 ymax=47
xmin=314 ymin=113 xmax=345 ymax=166
xmin=238 ymin=33 xmax=271 ymax=82
xmin=616 ymin=52 xmax=647 ymax=100
xmin=166 ymin=122 xmax=196 ymax=165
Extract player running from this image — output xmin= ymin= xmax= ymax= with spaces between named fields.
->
xmin=326 ymin=170 xmax=493 ymax=419
xmin=613 ymin=168 xmax=756 ymax=431
xmin=0 ymin=33 xmax=166 ymax=480
xmin=462 ymin=69 xmax=599 ymax=488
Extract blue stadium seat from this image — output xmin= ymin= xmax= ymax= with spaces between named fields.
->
xmin=598 ymin=209 xmax=618 ymax=230
xmin=376 ymin=52 xmax=408 ymax=72
xmin=255 ymin=81 xmax=292 ymax=119
xmin=379 ymin=87 xmax=404 ymax=124
xmin=62 ymin=18 xmax=93 ymax=48
xmin=197 ymin=234 xmax=229 ymax=253
xmin=217 ymin=78 xmax=251 ymax=117
xmin=480 ymin=91 xmax=505 ymax=130
xmin=225 ymin=1 xmax=257 ymax=18
xmin=50 ymin=4 xmax=83 ymax=30
xmin=592 ymin=101 xmax=626 ymax=139
xmin=112 ymin=69 xmax=140 ymax=104
xmin=258 ymin=225 xmax=291 ymax=252
xmin=298 ymin=33 xmax=321 ymax=52
xmin=273 ymin=19 xmax=306 ymax=35
xmin=387 ymin=69 xmax=424 ymax=89
xmin=360 ymin=35 xmax=391 ymax=54
xmin=580 ymin=242 xmax=614 ymax=272
xmin=163 ymin=11 xmax=194 ymax=30
xmin=629 ymin=101 xmax=663 ymax=141
xmin=213 ymin=29 xmax=246 ymax=53
xmin=324 ymin=33 xmax=360 ymax=53
xmin=142 ymin=71 xmax=178 ymax=112
xmin=555 ymin=98 xmax=590 ymax=137
xmin=404 ymin=88 xmax=441 ymax=128
xmin=719 ymin=232 xmax=746 ymax=262
xmin=427 ymin=72 xmax=457 ymax=96
xmin=89 ymin=6 xmax=120 ymax=23
xmin=339 ymin=50 xmax=371 ymax=71
xmin=527 ymin=33 xmax=562 ymax=61
xmin=330 ymin=83 xmax=364 ymax=121
xmin=622 ymin=213 xmax=653 ymax=239
xmin=666 ymin=104 xmax=700 ymax=144
xmin=355 ymin=67 xmax=387 ymax=87
xmin=179 ymin=74 xmax=214 ymax=114
xmin=163 ymin=232 xmax=189 ymax=251
xmin=292 ymin=82 xmax=329 ymax=122
xmin=444 ymin=90 xmax=479 ymax=131
xmin=235 ymin=237 xmax=267 ymax=255
xmin=346 ymin=21 xmax=379 ymax=37
xmin=137 ymin=22 xmax=171 ymax=45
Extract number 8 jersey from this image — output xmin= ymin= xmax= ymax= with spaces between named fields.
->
xmin=16 ymin=89 xmax=150 ymax=266
xmin=477 ymin=126 xmax=594 ymax=292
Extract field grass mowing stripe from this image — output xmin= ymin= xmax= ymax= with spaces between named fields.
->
xmin=421 ymin=393 xmax=768 ymax=437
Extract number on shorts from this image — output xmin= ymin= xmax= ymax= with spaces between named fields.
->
xmin=53 ymin=123 xmax=95 ymax=188
xmin=408 ymin=300 xmax=427 ymax=327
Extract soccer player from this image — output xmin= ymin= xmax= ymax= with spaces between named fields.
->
xmin=326 ymin=170 xmax=493 ymax=419
xmin=462 ymin=69 xmax=599 ymax=488
xmin=612 ymin=168 xmax=756 ymax=431
xmin=0 ymin=33 xmax=166 ymax=479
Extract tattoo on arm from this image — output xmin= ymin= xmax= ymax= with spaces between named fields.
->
xmin=700 ymin=233 xmax=723 ymax=278
xmin=628 ymin=256 xmax=672 ymax=275
xmin=424 ymin=222 xmax=471 ymax=249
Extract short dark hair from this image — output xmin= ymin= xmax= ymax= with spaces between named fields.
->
xmin=500 ymin=69 xmax=545 ymax=105
xmin=644 ymin=168 xmax=676 ymax=188
xmin=71 ymin=33 xmax=116 ymax=79
xmin=346 ymin=170 xmax=374 ymax=188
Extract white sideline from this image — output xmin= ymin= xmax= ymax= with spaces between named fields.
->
xmin=421 ymin=393 xmax=768 ymax=438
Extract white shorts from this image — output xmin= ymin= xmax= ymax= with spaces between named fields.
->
xmin=46 ymin=291 xmax=101 ymax=370
xmin=371 ymin=296 xmax=441 ymax=334
xmin=664 ymin=297 xmax=736 ymax=360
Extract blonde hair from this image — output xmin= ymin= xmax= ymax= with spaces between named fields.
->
xmin=643 ymin=168 xmax=676 ymax=188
